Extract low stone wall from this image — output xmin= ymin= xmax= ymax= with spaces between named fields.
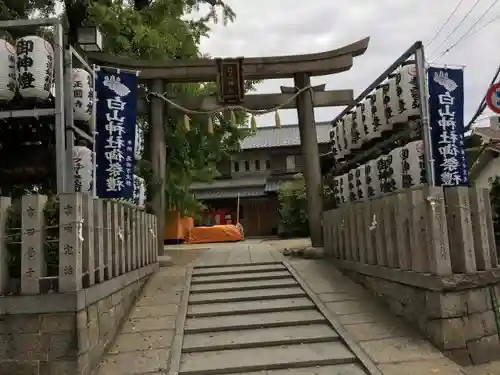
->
xmin=0 ymin=263 xmax=157 ymax=375
xmin=323 ymin=184 xmax=500 ymax=366
xmin=335 ymin=260 xmax=500 ymax=366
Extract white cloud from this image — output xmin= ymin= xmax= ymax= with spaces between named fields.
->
xmin=198 ymin=0 xmax=500 ymax=127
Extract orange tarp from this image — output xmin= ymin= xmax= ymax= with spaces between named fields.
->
xmin=185 ymin=225 xmax=243 ymax=244
xmin=164 ymin=211 xmax=194 ymax=241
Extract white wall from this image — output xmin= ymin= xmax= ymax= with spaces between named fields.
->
xmin=475 ymin=156 xmax=500 ymax=190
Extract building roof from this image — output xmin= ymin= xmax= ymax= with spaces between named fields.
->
xmin=241 ymin=122 xmax=332 ymax=150
xmin=472 ymin=126 xmax=500 ymax=143
xmin=190 ymin=175 xmax=299 ymax=199
xmin=469 ymin=126 xmax=500 ymax=180
xmin=194 ymin=188 xmax=266 ymax=200
xmin=190 ymin=177 xmax=266 ymax=190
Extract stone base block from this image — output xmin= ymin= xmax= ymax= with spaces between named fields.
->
xmin=0 ymin=272 xmax=152 ymax=375
xmin=332 ymin=262 xmax=500 ymax=366
xmin=467 ymin=334 xmax=500 ymax=365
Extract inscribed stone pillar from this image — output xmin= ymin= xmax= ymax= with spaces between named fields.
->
xmin=363 ymin=200 xmax=376 ymax=265
xmin=355 ymin=203 xmax=366 ymax=264
xmin=103 ymin=200 xmax=113 ymax=279
xmin=140 ymin=210 xmax=147 ymax=266
xmin=93 ymin=198 xmax=105 ymax=283
xmin=322 ymin=211 xmax=332 ymax=256
xmin=151 ymin=214 xmax=158 ymax=263
xmin=425 ymin=186 xmax=452 ymax=276
xmin=150 ymin=79 xmax=166 ymax=255
xmin=125 ymin=206 xmax=132 ymax=272
xmin=111 ymin=201 xmax=120 ymax=277
xmin=58 ymin=193 xmax=83 ymax=292
xmin=372 ymin=198 xmax=386 ymax=266
xmin=348 ymin=204 xmax=358 ymax=261
xmin=0 ymin=197 xmax=11 ymax=294
xmin=469 ymin=188 xmax=493 ymax=270
xmin=410 ymin=188 xmax=430 ymax=272
xmin=444 ymin=186 xmax=476 ymax=273
xmin=82 ymin=193 xmax=95 ymax=286
xmin=131 ymin=207 xmax=138 ymax=270
xmin=294 ymin=73 xmax=324 ymax=247
xmin=117 ymin=202 xmax=126 ymax=275
xmin=382 ymin=195 xmax=398 ymax=268
xmin=145 ymin=212 xmax=151 ymax=265
xmin=395 ymin=191 xmax=412 ymax=270
xmin=21 ymin=195 xmax=47 ymax=295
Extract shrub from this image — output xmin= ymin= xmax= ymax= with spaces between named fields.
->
xmin=277 ymin=174 xmax=335 ymax=237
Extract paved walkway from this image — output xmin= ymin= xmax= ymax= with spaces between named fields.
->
xmin=95 ymin=239 xmax=499 ymax=375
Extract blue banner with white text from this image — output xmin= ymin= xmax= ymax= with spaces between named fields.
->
xmin=428 ymin=67 xmax=468 ymax=186
xmin=95 ymin=69 xmax=137 ymax=199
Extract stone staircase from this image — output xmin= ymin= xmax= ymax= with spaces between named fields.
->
xmin=169 ymin=261 xmax=381 ymax=375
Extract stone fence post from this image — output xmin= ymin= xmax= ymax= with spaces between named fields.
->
xmin=59 ymin=193 xmax=83 ymax=292
xmin=152 ymin=214 xmax=158 ymax=263
xmin=21 ymin=194 xmax=47 ymax=295
xmin=94 ymin=198 xmax=105 ymax=283
xmin=82 ymin=194 xmax=95 ymax=287
xmin=0 ymin=197 xmax=11 ymax=294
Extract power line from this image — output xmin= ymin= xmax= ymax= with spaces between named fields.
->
xmin=436 ymin=0 xmax=500 ymax=59
xmin=466 ymin=12 xmax=500 ymax=38
xmin=429 ymin=0 xmax=483 ymax=57
xmin=426 ymin=0 xmax=466 ymax=47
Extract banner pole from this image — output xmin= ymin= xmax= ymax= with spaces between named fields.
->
xmin=415 ymin=45 xmax=436 ymax=187
xmin=63 ymin=47 xmax=75 ymax=193
xmin=92 ymin=64 xmax=98 ymax=198
xmin=236 ymin=193 xmax=240 ymax=224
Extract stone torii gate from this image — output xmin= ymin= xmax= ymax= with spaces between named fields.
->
xmin=88 ymin=37 xmax=370 ymax=250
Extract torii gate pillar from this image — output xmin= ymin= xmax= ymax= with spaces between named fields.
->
xmin=150 ymin=79 xmax=167 ymax=253
xmin=294 ymin=73 xmax=324 ymax=247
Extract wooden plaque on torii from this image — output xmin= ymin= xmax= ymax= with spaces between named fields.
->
xmin=216 ymin=57 xmax=245 ymax=105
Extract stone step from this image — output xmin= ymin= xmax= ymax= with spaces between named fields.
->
xmin=188 ymin=286 xmax=307 ymax=304
xmin=178 ymin=342 xmax=356 ymax=375
xmin=182 ymin=323 xmax=339 ymax=352
xmin=184 ymin=309 xmax=326 ymax=333
xmin=193 ymin=261 xmax=281 ymax=269
xmin=158 ymin=255 xmax=173 ymax=267
xmin=186 ymin=297 xmax=314 ymax=318
xmin=190 ymin=277 xmax=299 ymax=293
xmin=192 ymin=263 xmax=286 ymax=276
xmin=226 ymin=364 xmax=368 ymax=375
xmin=191 ymin=270 xmax=291 ymax=284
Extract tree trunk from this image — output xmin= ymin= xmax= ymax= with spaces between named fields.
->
xmin=64 ymin=0 xmax=89 ymax=46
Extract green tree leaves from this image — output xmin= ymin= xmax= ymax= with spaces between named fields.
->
xmin=86 ymin=0 xmax=251 ymax=216
xmin=278 ymin=174 xmax=335 ymax=237
xmin=1 ymin=0 xmax=253 ymax=217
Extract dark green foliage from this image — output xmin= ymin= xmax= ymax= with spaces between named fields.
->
xmin=277 ymin=174 xmax=335 ymax=238
xmin=490 ymin=177 xmax=500 ymax=251
xmin=1 ymin=0 xmax=254 ymax=279
xmin=0 ymin=0 xmax=254 ymax=217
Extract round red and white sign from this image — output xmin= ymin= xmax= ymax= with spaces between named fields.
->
xmin=486 ymin=83 xmax=500 ymax=114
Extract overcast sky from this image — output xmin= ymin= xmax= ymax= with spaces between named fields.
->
xmin=196 ymin=0 xmax=500 ymax=128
